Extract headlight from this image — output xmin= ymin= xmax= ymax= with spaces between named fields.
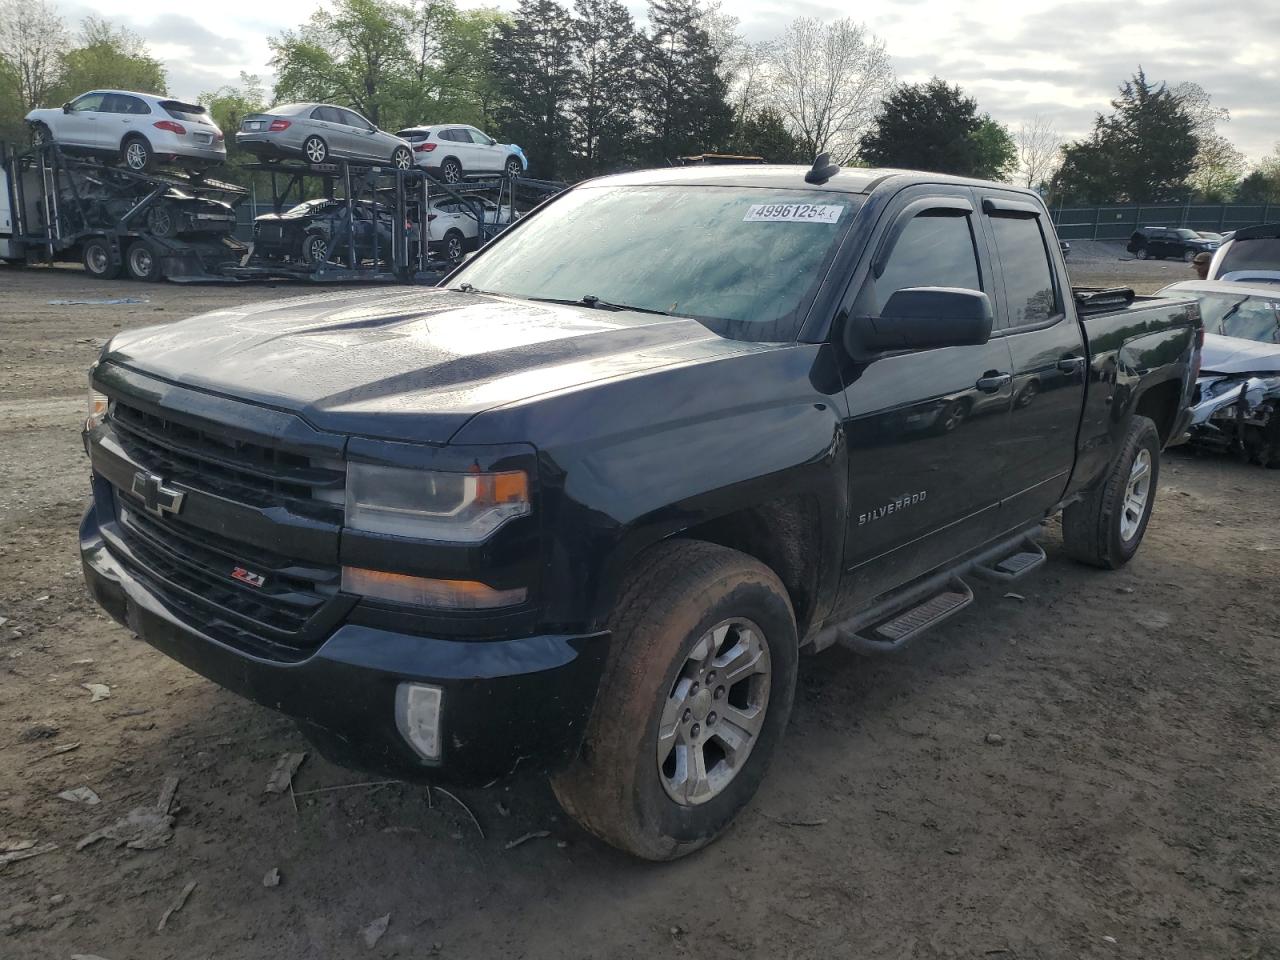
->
xmin=344 ymin=462 xmax=530 ymax=542
xmin=87 ymin=375 xmax=108 ymax=429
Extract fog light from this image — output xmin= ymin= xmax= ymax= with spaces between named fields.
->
xmin=396 ymin=683 xmax=443 ymax=761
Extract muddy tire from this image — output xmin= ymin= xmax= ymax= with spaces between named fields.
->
xmin=1062 ymin=415 xmax=1161 ymax=568
xmin=82 ymin=238 xmax=121 ymax=279
xmin=125 ymin=240 xmax=162 ymax=281
xmin=551 ymin=539 xmax=797 ymax=861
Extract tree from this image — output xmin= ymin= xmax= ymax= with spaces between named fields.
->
xmin=1172 ymin=81 xmax=1246 ymax=201
xmin=769 ymin=17 xmax=893 ymax=162
xmin=567 ymin=0 xmax=640 ymax=177
xmin=1237 ymin=145 xmax=1280 ymax=204
xmin=431 ymin=8 xmax=508 ymax=129
xmin=1015 ymin=116 xmax=1063 ymax=190
xmin=55 ymin=18 xmax=166 ymax=101
xmin=858 ymin=78 xmax=1015 ymax=180
xmin=270 ymin=0 xmax=415 ymax=127
xmin=1053 ymin=70 xmax=1198 ymax=203
xmin=639 ymin=0 xmax=733 ymax=163
xmin=490 ymin=0 xmax=578 ymax=179
xmin=0 ymin=0 xmax=67 ymax=113
xmin=724 ymin=107 xmax=808 ymax=163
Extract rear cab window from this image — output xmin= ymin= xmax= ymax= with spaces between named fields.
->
xmin=984 ymin=203 xmax=1060 ymax=328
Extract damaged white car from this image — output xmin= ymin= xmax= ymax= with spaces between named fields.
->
xmin=1161 ymin=280 xmax=1280 ymax=466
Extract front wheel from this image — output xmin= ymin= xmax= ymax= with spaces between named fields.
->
xmin=121 ymin=136 xmax=153 ymax=172
xmin=440 ymin=158 xmax=462 ymax=184
xmin=1062 ymin=415 xmax=1161 ymax=568
xmin=391 ymin=146 xmax=413 ymax=170
xmin=504 ymin=156 xmax=523 ymax=179
xmin=303 ymin=136 xmax=328 ymax=165
xmin=550 ymin=540 xmax=798 ymax=860
xmin=442 ymin=229 xmax=464 ymax=262
xmin=1135 ymin=247 xmax=1149 ymax=260
xmin=30 ymin=121 xmax=52 ymax=148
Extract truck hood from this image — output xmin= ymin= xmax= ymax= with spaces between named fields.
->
xmin=1200 ymin=332 xmax=1280 ymax=375
xmin=102 ymin=288 xmax=773 ymax=443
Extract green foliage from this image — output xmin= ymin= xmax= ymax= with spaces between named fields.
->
xmin=858 ymin=78 xmax=1015 ymax=180
xmin=490 ymin=0 xmax=579 ymax=179
xmin=724 ymin=107 xmax=808 ymax=164
xmin=1053 ymin=70 xmax=1198 ymax=203
xmin=52 ymin=18 xmax=166 ymax=102
xmin=567 ymin=0 xmax=641 ymax=178
xmin=640 ymin=0 xmax=733 ymax=164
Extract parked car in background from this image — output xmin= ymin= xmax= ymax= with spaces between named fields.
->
xmin=237 ymin=104 xmax=413 ymax=170
xmin=1059 ymin=239 xmax=1071 ymax=260
xmin=1207 ymin=223 xmax=1280 ymax=284
xmin=25 ymin=90 xmax=226 ymax=173
xmin=1159 ymin=279 xmax=1280 ymax=466
xmin=394 ymin=124 xmax=527 ymax=183
xmin=1196 ymin=231 xmax=1224 ymax=243
xmin=1127 ymin=226 xmax=1220 ymax=261
xmin=252 ymin=198 xmax=395 ymax=265
xmin=426 ymin=197 xmax=516 ymax=259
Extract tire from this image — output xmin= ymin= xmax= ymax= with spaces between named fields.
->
xmin=1062 ymin=415 xmax=1161 ymax=569
xmin=1135 ymin=247 xmax=1149 ymax=260
xmin=121 ymin=135 xmax=153 ymax=172
xmin=1183 ymin=249 xmax=1195 ymax=263
xmin=125 ymin=240 xmax=162 ymax=281
xmin=82 ymin=238 xmax=121 ymax=279
xmin=442 ymin=229 xmax=465 ymax=262
xmin=391 ymin=146 xmax=413 ymax=171
xmin=550 ymin=540 xmax=798 ymax=861
xmin=301 ymin=233 xmax=328 ymax=265
xmin=504 ymin=156 xmax=523 ymax=179
xmin=440 ymin=157 xmax=462 ymax=184
xmin=145 ymin=203 xmax=177 ymax=238
xmin=30 ymin=121 xmax=52 ymax=148
xmin=303 ymin=136 xmax=328 ymax=165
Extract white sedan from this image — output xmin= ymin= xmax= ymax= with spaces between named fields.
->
xmin=395 ymin=124 xmax=528 ymax=183
xmin=426 ymin=198 xmax=516 ymax=261
xmin=25 ymin=89 xmax=226 ymax=172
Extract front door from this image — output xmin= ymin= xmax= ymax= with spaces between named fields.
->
xmin=978 ymin=193 xmax=1088 ymax=529
xmin=62 ymin=92 xmax=108 ymax=148
xmin=838 ymin=186 xmax=1015 ymax=603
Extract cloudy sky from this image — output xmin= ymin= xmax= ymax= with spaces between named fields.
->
xmin=66 ymin=0 xmax=1279 ymax=160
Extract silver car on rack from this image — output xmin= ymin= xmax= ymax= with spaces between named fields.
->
xmin=236 ymin=103 xmax=414 ymax=169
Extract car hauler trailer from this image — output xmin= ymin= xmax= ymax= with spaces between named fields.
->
xmin=0 ymin=142 xmax=247 ymax=281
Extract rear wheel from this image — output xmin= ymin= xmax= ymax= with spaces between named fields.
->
xmin=82 ymin=238 xmax=121 ymax=279
xmin=145 ymin=204 xmax=177 ymax=238
xmin=1183 ymin=249 xmax=1195 ymax=263
xmin=121 ymin=136 xmax=153 ymax=172
xmin=1062 ymin=415 xmax=1161 ymax=568
xmin=303 ymin=136 xmax=328 ymax=165
xmin=125 ymin=240 xmax=162 ymax=281
xmin=550 ymin=540 xmax=798 ymax=860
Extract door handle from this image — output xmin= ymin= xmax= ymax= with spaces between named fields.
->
xmin=1057 ymin=355 xmax=1085 ymax=372
xmin=976 ymin=372 xmax=1012 ymax=393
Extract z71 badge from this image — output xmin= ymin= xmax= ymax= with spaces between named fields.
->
xmin=858 ymin=491 xmax=927 ymax=526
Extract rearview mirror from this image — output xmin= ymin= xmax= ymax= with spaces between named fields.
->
xmin=62 ymin=102 xmax=71 ymax=114
xmin=850 ymin=287 xmax=993 ymax=352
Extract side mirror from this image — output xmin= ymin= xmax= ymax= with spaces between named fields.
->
xmin=850 ymin=287 xmax=993 ymax=352
xmin=62 ymin=102 xmax=72 ymax=114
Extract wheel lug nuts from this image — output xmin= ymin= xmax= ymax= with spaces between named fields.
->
xmin=714 ymin=687 xmax=725 ymax=700
xmin=691 ymin=723 xmax=700 ymax=737
xmin=707 ymin=672 xmax=716 ymax=684
xmin=683 ymin=708 xmax=692 ymax=723
xmin=707 ymin=712 xmax=717 ymax=725
xmin=690 ymin=682 xmax=699 ymax=694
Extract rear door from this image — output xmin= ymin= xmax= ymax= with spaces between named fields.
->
xmin=978 ymin=193 xmax=1088 ymax=528
xmin=837 ymin=185 xmax=1016 ymax=601
xmin=309 ymin=107 xmax=349 ymax=157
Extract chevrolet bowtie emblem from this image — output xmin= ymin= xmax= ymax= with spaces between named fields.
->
xmin=131 ymin=471 xmax=185 ymax=518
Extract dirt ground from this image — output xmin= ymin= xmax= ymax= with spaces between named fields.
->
xmin=1 ymin=260 xmax=1277 ymax=960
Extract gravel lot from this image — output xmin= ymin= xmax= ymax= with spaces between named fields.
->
xmin=1 ymin=261 xmax=1277 ymax=959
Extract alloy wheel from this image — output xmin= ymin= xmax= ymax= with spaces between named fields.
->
xmin=657 ymin=618 xmax=771 ymax=807
xmin=125 ymin=142 xmax=148 ymax=170
xmin=305 ymin=138 xmax=327 ymax=164
xmin=305 ymin=236 xmax=328 ymax=264
xmin=1119 ymin=448 xmax=1152 ymax=542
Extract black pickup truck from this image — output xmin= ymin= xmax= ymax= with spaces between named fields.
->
xmin=81 ymin=160 xmax=1201 ymax=860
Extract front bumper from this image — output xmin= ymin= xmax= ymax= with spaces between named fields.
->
xmin=81 ymin=508 xmax=609 ymax=784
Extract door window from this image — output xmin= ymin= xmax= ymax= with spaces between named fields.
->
xmin=988 ymin=214 xmax=1059 ymax=327
xmin=70 ymin=93 xmax=105 ymax=113
xmin=311 ymin=106 xmax=342 ymax=124
xmin=339 ymin=108 xmax=373 ymax=130
xmin=105 ymin=94 xmax=149 ymax=115
xmin=874 ymin=211 xmax=981 ymax=312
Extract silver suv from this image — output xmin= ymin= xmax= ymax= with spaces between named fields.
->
xmin=25 ymin=90 xmax=226 ymax=172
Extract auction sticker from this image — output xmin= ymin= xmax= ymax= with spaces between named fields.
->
xmin=744 ymin=203 xmax=843 ymax=224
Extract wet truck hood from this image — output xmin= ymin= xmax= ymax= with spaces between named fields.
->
xmin=100 ymin=288 xmax=771 ymax=444
xmin=1200 ymin=332 xmax=1280 ymax=376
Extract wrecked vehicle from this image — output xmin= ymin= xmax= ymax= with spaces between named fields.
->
xmin=1207 ymin=223 xmax=1280 ymax=284
xmin=81 ymin=161 xmax=1200 ymax=860
xmin=1161 ymin=280 xmax=1280 ymax=466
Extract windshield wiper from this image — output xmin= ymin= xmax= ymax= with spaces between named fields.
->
xmin=529 ymin=294 xmax=672 ymax=316
xmin=452 ymin=282 xmax=489 ymax=294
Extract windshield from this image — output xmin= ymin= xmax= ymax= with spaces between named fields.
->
xmin=1221 ymin=237 xmax=1280 ymax=275
xmin=1175 ymin=229 xmax=1199 ymax=240
xmin=160 ymin=100 xmax=208 ymax=122
xmin=450 ymin=184 xmax=863 ymax=341
xmin=1195 ymin=291 xmax=1280 ymax=344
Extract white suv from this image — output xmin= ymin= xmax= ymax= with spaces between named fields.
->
xmin=26 ymin=90 xmax=227 ymax=173
xmin=394 ymin=124 xmax=527 ymax=183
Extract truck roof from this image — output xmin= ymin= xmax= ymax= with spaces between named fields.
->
xmin=583 ymin=164 xmax=1042 ymax=198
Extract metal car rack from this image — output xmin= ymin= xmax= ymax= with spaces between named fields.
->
xmin=0 ymin=141 xmax=248 ymax=280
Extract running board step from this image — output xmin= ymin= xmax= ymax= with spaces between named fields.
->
xmin=840 ymin=577 xmax=974 ymax=654
xmin=972 ymin=537 xmax=1047 ymax=582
